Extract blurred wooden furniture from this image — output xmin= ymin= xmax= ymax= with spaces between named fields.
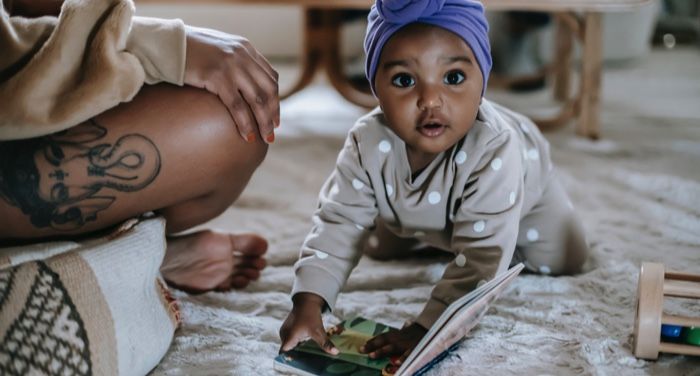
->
xmin=138 ymin=0 xmax=653 ymax=139
xmin=633 ymin=262 xmax=700 ymax=359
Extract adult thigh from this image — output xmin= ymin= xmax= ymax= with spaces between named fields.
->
xmin=0 ymin=84 xmax=267 ymax=241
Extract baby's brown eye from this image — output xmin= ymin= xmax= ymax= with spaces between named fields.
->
xmin=444 ymin=70 xmax=465 ymax=85
xmin=391 ymin=74 xmax=415 ymax=88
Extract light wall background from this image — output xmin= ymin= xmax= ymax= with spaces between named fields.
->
xmin=137 ymin=2 xmax=661 ymax=64
xmin=136 ymin=4 xmax=367 ymax=59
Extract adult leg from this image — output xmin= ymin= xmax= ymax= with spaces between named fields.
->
xmin=513 ymin=175 xmax=589 ymax=275
xmin=0 ymin=84 xmax=269 ymax=291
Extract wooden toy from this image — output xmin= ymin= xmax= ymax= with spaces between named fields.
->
xmin=683 ymin=327 xmax=700 ymax=346
xmin=634 ymin=262 xmax=700 ymax=359
xmin=660 ymin=324 xmax=682 ymax=339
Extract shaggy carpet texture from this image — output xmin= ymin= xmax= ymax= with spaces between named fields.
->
xmin=152 ymin=48 xmax=700 ymax=375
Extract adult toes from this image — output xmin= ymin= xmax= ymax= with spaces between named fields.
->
xmin=234 ymin=268 xmax=261 ymax=281
xmin=230 ymin=233 xmax=268 ymax=256
xmin=237 ymin=256 xmax=267 ymax=270
xmin=219 ymin=275 xmax=250 ymax=290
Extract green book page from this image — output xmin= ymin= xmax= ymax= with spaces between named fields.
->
xmin=294 ymin=317 xmax=394 ymax=369
xmin=275 ymin=317 xmax=397 ymax=376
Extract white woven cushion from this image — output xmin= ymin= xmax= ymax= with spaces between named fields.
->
xmin=0 ymin=216 xmax=178 ymax=375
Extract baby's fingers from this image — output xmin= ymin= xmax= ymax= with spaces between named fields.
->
xmin=312 ymin=329 xmax=339 ymax=355
xmin=279 ymin=329 xmax=304 ymax=352
xmin=393 ymin=348 xmax=413 ymax=367
xmin=360 ymin=333 xmax=391 ymax=356
xmin=368 ymin=343 xmax=401 ymax=359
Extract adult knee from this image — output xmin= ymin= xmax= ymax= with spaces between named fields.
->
xmin=201 ymin=96 xmax=269 ymax=208
xmin=156 ymin=86 xmax=270 ymax=217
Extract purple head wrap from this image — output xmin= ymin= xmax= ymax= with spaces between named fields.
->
xmin=364 ymin=0 xmax=492 ymax=96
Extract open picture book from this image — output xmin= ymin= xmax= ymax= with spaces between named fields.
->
xmin=274 ymin=263 xmax=525 ymax=376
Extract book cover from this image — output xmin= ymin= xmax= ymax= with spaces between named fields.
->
xmin=275 ymin=263 xmax=524 ymax=376
xmin=274 ymin=317 xmax=396 ymax=376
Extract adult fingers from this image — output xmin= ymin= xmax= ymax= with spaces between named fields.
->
xmin=220 ymin=88 xmax=257 ymax=143
xmin=236 ymin=64 xmax=278 ymax=143
xmin=253 ymin=50 xmax=281 ymax=128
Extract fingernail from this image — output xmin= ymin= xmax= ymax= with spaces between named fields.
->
xmin=246 ymin=132 xmax=256 ymax=143
xmin=266 ymin=133 xmax=275 ymax=144
xmin=331 ymin=348 xmax=339 ymax=355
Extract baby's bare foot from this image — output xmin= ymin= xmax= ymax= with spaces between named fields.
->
xmin=161 ymin=230 xmax=267 ymax=294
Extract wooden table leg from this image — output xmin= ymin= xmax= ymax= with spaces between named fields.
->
xmin=577 ymin=12 xmax=603 ymax=139
xmin=553 ymin=13 xmax=574 ymax=101
xmin=282 ymin=8 xmax=376 ymax=108
xmin=322 ymin=10 xmax=377 ymax=108
xmin=280 ymin=9 xmax=324 ymax=100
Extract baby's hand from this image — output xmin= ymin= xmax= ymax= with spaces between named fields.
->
xmin=278 ymin=293 xmax=339 ymax=355
xmin=359 ymin=323 xmax=427 ymax=366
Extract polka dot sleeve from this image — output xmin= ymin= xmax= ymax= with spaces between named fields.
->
xmin=291 ymin=132 xmax=379 ymax=311
xmin=416 ymin=129 xmax=524 ymax=329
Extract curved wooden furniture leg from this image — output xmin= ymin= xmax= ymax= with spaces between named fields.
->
xmin=529 ymin=12 xmax=579 ymax=130
xmin=322 ymin=10 xmax=377 ymax=108
xmin=577 ymin=12 xmax=603 ymax=139
xmin=530 ymin=97 xmax=579 ymax=131
xmin=553 ymin=13 xmax=574 ymax=101
xmin=281 ymin=8 xmax=323 ymax=100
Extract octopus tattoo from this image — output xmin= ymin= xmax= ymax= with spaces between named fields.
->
xmin=0 ymin=120 xmax=161 ymax=231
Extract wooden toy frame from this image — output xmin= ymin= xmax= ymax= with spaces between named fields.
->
xmin=634 ymin=262 xmax=700 ymax=359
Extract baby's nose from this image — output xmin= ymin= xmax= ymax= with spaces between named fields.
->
xmin=417 ymin=85 xmax=443 ymax=111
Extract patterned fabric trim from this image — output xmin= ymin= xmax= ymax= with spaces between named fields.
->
xmin=157 ymin=278 xmax=181 ymax=328
xmin=0 ymin=262 xmax=92 ymax=375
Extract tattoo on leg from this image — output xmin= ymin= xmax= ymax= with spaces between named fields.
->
xmin=0 ymin=120 xmax=161 ymax=231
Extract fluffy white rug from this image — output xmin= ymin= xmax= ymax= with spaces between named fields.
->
xmin=152 ymin=48 xmax=700 ymax=375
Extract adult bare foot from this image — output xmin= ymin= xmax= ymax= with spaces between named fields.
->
xmin=160 ymin=230 xmax=268 ymax=294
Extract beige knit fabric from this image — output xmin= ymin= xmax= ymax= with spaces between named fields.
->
xmin=0 ymin=216 xmax=179 ymax=375
xmin=0 ymin=0 xmax=186 ymax=141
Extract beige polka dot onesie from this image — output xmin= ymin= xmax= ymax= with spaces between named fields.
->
xmin=292 ymin=99 xmax=588 ymax=328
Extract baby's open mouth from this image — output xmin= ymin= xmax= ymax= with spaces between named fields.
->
xmin=418 ymin=122 xmax=447 ymax=137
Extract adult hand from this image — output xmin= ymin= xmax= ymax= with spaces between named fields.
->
xmin=184 ymin=25 xmax=280 ymax=144
xmin=359 ymin=322 xmax=427 ymax=366
xmin=279 ymin=293 xmax=339 ymax=355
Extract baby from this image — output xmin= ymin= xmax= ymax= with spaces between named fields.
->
xmin=279 ymin=0 xmax=589 ymax=364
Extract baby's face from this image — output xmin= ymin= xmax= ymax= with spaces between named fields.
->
xmin=375 ymin=23 xmax=483 ymax=161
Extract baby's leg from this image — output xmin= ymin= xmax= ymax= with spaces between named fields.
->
xmin=362 ymin=220 xmax=421 ymax=260
xmin=362 ymin=220 xmax=451 ymax=261
xmin=514 ymin=176 xmax=589 ymax=275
